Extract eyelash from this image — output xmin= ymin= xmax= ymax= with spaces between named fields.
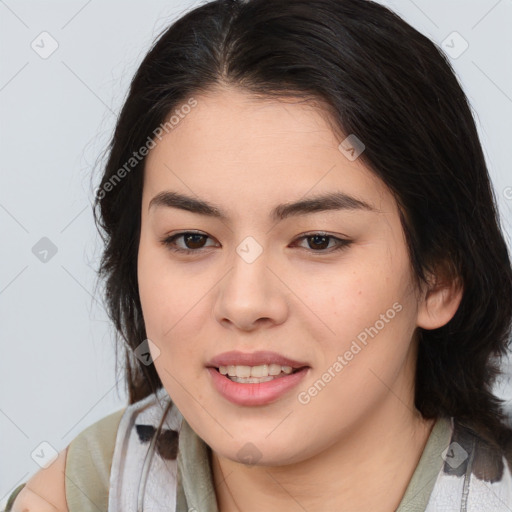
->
xmin=160 ymin=231 xmax=352 ymax=255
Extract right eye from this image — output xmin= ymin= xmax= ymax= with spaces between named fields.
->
xmin=160 ymin=231 xmax=218 ymax=254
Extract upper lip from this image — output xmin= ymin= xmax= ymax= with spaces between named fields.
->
xmin=207 ymin=350 xmax=309 ymax=369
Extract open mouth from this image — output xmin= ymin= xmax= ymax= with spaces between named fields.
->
xmin=214 ymin=364 xmax=307 ymax=384
xmin=207 ymin=362 xmax=310 ymax=406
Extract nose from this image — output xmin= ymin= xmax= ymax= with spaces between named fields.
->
xmin=213 ymin=246 xmax=289 ymax=332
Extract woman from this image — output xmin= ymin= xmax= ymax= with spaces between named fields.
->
xmin=6 ymin=0 xmax=512 ymax=510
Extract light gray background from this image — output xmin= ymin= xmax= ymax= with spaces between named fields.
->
xmin=1 ymin=0 xmax=511 ymax=505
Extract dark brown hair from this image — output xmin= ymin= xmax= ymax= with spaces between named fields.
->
xmin=92 ymin=0 xmax=512 ymax=445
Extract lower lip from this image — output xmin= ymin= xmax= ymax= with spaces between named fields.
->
xmin=207 ymin=367 xmax=309 ymax=406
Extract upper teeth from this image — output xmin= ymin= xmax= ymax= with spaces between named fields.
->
xmin=219 ymin=364 xmax=294 ymax=378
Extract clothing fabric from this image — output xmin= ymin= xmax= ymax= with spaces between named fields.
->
xmin=66 ymin=406 xmax=124 ymax=509
xmin=4 ymin=386 xmax=512 ymax=511
xmin=108 ymin=387 xmax=183 ymax=511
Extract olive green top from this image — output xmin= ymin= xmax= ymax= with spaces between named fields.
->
xmin=4 ymin=413 xmax=452 ymax=511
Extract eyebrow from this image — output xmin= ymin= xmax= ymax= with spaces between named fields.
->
xmin=148 ymin=190 xmax=378 ymax=221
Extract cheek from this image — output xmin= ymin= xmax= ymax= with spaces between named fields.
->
xmin=137 ymin=244 xmax=169 ymax=331
xmin=301 ymin=257 xmax=408 ymax=338
xmin=137 ymin=242 xmax=211 ymax=383
xmin=138 ymin=242 xmax=196 ymax=335
xmin=301 ymin=248 xmax=417 ymax=377
xmin=138 ymin=255 xmax=207 ymax=415
xmin=297 ymin=305 xmax=417 ymax=432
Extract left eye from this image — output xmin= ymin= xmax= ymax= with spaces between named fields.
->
xmin=160 ymin=232 xmax=351 ymax=254
xmin=296 ymin=234 xmax=349 ymax=251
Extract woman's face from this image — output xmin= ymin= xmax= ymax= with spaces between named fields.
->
xmin=138 ymin=87 xmax=425 ymax=465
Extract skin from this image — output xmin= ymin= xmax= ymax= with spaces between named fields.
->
xmin=11 ymin=447 xmax=68 ymax=511
xmin=137 ymin=86 xmax=462 ymax=511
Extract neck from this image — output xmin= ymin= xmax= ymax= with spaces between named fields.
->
xmin=211 ymin=390 xmax=436 ymax=512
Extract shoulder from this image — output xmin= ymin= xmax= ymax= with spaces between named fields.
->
xmin=65 ymin=407 xmax=126 ymax=510
xmin=67 ymin=407 xmax=126 ymax=456
xmin=7 ymin=446 xmax=68 ymax=511
xmin=6 ymin=408 xmax=126 ymax=512
xmin=446 ymin=418 xmax=512 ymax=483
xmin=6 ymin=391 xmax=176 ymax=512
xmin=427 ymin=417 xmax=512 ymax=510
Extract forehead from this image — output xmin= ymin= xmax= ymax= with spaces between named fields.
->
xmin=142 ymin=87 xmax=393 ymax=217
xmin=148 ymin=86 xmax=341 ymax=158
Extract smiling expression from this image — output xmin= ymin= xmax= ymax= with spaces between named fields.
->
xmin=137 ymin=86 xmax=428 ymax=465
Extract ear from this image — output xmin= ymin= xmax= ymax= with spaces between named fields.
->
xmin=416 ymin=268 xmax=463 ymax=330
